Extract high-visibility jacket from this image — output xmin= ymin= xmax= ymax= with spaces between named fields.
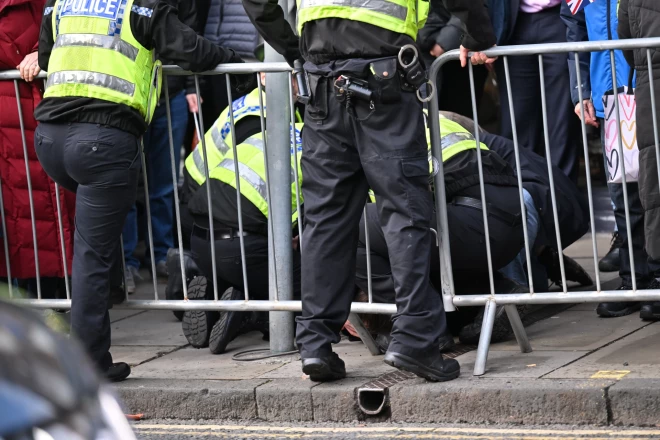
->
xmin=368 ymin=114 xmax=487 ymax=202
xmin=296 ymin=0 xmax=429 ymax=41
xmin=208 ymin=123 xmax=304 ymax=224
xmin=44 ymin=0 xmax=162 ymax=123
xmin=186 ymin=87 xmax=303 ymax=186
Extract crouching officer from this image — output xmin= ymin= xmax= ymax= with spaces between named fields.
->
xmin=184 ymin=122 xmax=304 ymax=354
xmin=34 ymin=0 xmax=248 ymax=382
xmin=242 ymin=0 xmax=499 ymax=382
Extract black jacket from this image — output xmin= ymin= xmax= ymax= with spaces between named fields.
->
xmin=618 ymin=0 xmax=660 ymax=259
xmin=35 ymin=0 xmax=241 ymax=137
xmin=482 ymin=132 xmax=589 ymax=249
xmin=241 ymin=0 xmax=496 ymax=66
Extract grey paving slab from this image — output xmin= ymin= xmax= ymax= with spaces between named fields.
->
xmin=111 ymin=345 xmax=179 ymax=367
xmin=564 ymin=234 xmax=612 ymax=259
xmin=259 ymin=340 xmax=394 ymax=379
xmin=110 ymin=309 xmax=145 ymax=323
xmin=256 ymin=379 xmax=318 ymax=421
xmin=453 ymin=350 xmax=586 ymax=378
xmin=115 ymin=378 xmax=267 ymax=419
xmin=111 ymin=311 xmax=188 ymax=347
xmin=130 ymin=346 xmax=288 ymax=380
xmin=389 ymin=377 xmax=613 ymax=425
xmin=546 ymin=323 xmax=660 ymax=379
xmin=492 ymin=310 xmax=647 ymax=352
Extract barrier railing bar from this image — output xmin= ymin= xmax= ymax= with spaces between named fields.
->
xmin=256 ymin=76 xmax=281 ymax=300
xmin=610 ymin=50 xmax=637 ymax=291
xmin=0 ymin=176 xmax=13 ymax=299
xmin=649 ymin=50 xmax=660 ymax=247
xmin=288 ymin=73 xmax=304 ymax=252
xmin=427 ymin=69 xmax=456 ymax=312
xmin=194 ymin=74 xmax=219 ymax=301
xmin=468 ymin=63 xmax=496 ymax=296
xmin=53 ymin=183 xmax=71 ymax=300
xmin=14 ymin=80 xmax=41 ymax=300
xmin=163 ymin=76 xmax=189 ymax=301
xmin=503 ymin=56 xmax=535 ymax=293
xmin=473 ymin=299 xmax=497 ymax=376
xmin=225 ymin=74 xmax=251 ymax=301
xmin=538 ymin=55 xmax=567 ymax=292
xmin=574 ymin=52 xmax=602 ymax=292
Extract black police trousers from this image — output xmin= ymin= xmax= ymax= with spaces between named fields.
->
xmin=35 ymin=122 xmax=141 ymax=371
xmin=190 ymin=224 xmax=302 ymax=301
xmin=355 ymin=186 xmax=525 ymax=304
xmin=296 ymin=62 xmax=443 ymax=359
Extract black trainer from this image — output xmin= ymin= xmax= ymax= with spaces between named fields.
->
xmin=105 ymin=362 xmax=131 ymax=383
xmin=208 ymin=288 xmax=251 ymax=354
xmin=640 ymin=302 xmax=660 ymax=321
xmin=166 ymin=248 xmax=202 ymax=321
xmin=384 ymin=350 xmax=459 ymax=382
xmin=182 ymin=276 xmax=218 ymax=348
xmin=596 ymin=282 xmax=642 ymax=317
xmin=538 ymin=247 xmax=593 ymax=287
xmin=302 ymin=352 xmax=347 ymax=382
xmin=599 ymin=232 xmax=622 ymax=273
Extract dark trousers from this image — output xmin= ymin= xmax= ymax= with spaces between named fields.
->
xmin=297 ymin=64 xmax=444 ymax=359
xmin=190 ymin=226 xmax=302 ymax=301
xmin=35 ymin=122 xmax=140 ymax=371
xmin=496 ymin=6 xmax=580 ymax=183
xmin=355 ymin=186 xmax=524 ymax=303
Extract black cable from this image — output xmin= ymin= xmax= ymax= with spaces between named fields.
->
xmin=231 ymin=348 xmax=299 ymax=362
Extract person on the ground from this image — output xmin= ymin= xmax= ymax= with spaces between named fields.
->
xmin=0 ymin=0 xmax=76 ymax=301
xmin=182 ymin=73 xmax=303 ymax=353
xmin=34 ymin=0 xmax=249 ymax=382
xmin=562 ymin=0 xmax=660 ymax=320
xmin=120 ymin=0 xmax=200 ymax=293
xmin=242 ymin=0 xmax=499 ymax=382
xmin=355 ymin=112 xmax=592 ymax=350
xmin=617 ymin=0 xmax=660 ymax=321
xmin=489 ymin=0 xmax=581 ymax=183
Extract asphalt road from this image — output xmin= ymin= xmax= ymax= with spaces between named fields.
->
xmin=133 ymin=422 xmax=660 ymax=440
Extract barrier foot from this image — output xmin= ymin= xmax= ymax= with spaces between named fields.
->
xmin=473 ymin=299 xmax=497 ymax=376
xmin=505 ymin=304 xmax=533 ymax=354
xmin=348 ymin=313 xmax=382 ymax=356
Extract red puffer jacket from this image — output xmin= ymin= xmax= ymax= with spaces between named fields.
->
xmin=0 ymin=0 xmax=75 ymax=279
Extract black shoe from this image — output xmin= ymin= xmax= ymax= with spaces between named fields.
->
xmin=384 ymin=350 xmax=459 ymax=382
xmin=166 ymin=248 xmax=202 ymax=321
xmin=599 ymin=232 xmax=622 ymax=273
xmin=375 ymin=333 xmax=391 ymax=355
xmin=182 ymin=276 xmax=218 ymax=348
xmin=596 ymin=283 xmax=641 ymax=317
xmin=302 ymin=352 xmax=347 ymax=382
xmin=539 ymin=247 xmax=593 ymax=287
xmin=208 ymin=288 xmax=250 ymax=354
xmin=105 ymin=362 xmax=131 ymax=383
xmin=107 ymin=285 xmax=126 ymax=309
xmin=438 ymin=332 xmax=456 ymax=353
xmin=640 ymin=302 xmax=660 ymax=321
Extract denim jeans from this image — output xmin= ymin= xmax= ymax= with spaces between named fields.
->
xmin=601 ymin=120 xmax=660 ymax=287
xmin=122 ymin=92 xmax=189 ymax=268
xmin=499 ymin=189 xmax=549 ymax=292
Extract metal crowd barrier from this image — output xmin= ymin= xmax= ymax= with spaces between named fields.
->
xmin=2 ymin=36 xmax=660 ymax=376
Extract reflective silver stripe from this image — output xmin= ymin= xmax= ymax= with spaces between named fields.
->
xmin=46 ymin=70 xmax=135 ymax=96
xmin=244 ymin=137 xmax=265 ymax=152
xmin=192 ymin=149 xmax=205 ymax=176
xmin=299 ymin=0 xmax=407 ymax=20
xmin=441 ymin=132 xmax=474 ymax=150
xmin=219 ymin=159 xmax=268 ymax=202
xmin=210 ymin=126 xmax=231 ymax=155
xmin=54 ymin=34 xmax=139 ymax=61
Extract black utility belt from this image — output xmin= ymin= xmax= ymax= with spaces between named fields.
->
xmin=192 ymin=223 xmax=255 ymax=241
xmin=451 ymin=196 xmax=522 ymax=227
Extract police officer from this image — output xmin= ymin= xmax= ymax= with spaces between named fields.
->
xmin=184 ymin=118 xmax=304 ymax=354
xmin=241 ymin=0 xmax=498 ymax=381
xmin=34 ymin=0 xmax=248 ymax=382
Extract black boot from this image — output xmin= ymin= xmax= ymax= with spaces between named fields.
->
xmin=181 ymin=276 xmax=218 ymax=348
xmin=302 ymin=352 xmax=347 ymax=382
xmin=596 ymin=282 xmax=642 ymax=317
xmin=640 ymin=301 xmax=660 ymax=322
xmin=384 ymin=350 xmax=460 ymax=382
xmin=538 ymin=247 xmax=593 ymax=287
xmin=208 ymin=288 xmax=251 ymax=354
xmin=105 ymin=362 xmax=131 ymax=382
xmin=599 ymin=232 xmax=622 ymax=273
xmin=166 ymin=248 xmax=202 ymax=321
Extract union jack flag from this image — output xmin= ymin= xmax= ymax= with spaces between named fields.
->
xmin=566 ymin=0 xmax=594 ymax=15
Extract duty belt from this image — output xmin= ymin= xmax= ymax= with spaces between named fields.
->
xmin=452 ymin=196 xmax=522 ymax=227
